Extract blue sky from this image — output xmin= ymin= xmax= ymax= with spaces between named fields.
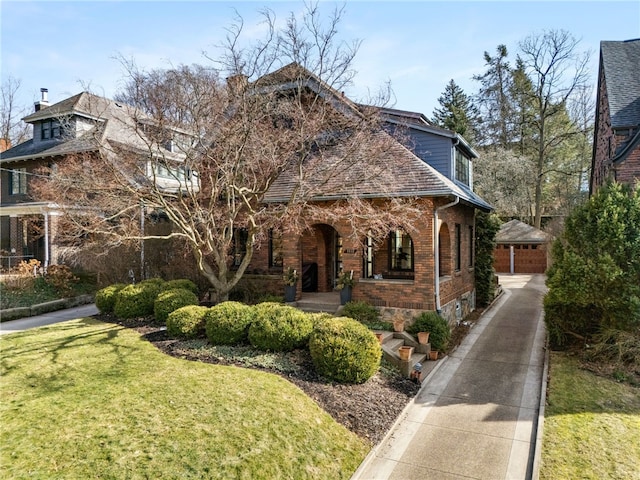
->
xmin=2 ymin=1 xmax=639 ymax=119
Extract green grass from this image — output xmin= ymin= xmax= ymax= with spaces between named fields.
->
xmin=0 ymin=318 xmax=368 ymax=479
xmin=540 ymin=352 xmax=640 ymax=480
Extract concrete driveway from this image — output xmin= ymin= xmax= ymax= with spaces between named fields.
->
xmin=353 ymin=274 xmax=548 ymax=480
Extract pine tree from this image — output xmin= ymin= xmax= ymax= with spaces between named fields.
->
xmin=431 ymin=79 xmax=480 ymax=143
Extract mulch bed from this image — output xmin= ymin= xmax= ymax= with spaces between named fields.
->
xmin=98 ymin=314 xmax=421 ymax=445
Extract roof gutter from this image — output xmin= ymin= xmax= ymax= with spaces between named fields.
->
xmin=434 ymin=195 xmax=459 ymax=314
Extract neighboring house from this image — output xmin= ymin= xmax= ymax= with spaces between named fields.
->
xmin=590 ymin=38 xmax=640 ymax=193
xmin=0 ymin=88 xmax=189 ymax=270
xmin=493 ymin=219 xmax=552 ymax=274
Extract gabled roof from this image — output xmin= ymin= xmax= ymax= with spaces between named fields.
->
xmin=601 ymin=39 xmax=640 ymax=128
xmin=495 ymin=219 xmax=551 ymax=244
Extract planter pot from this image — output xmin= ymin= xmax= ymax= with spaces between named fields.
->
xmin=393 ymin=319 xmax=404 ymax=332
xmin=284 ymin=285 xmax=296 ymax=303
xmin=399 ymin=346 xmax=414 ymax=361
xmin=429 ymin=350 xmax=438 ymax=361
xmin=339 ymin=286 xmax=352 ymax=305
xmin=417 ymin=331 xmax=430 ymax=345
xmin=375 ymin=333 xmax=384 ymax=344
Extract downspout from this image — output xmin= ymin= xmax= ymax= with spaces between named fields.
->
xmin=43 ymin=211 xmax=49 ymax=268
xmin=434 ymin=196 xmax=459 ymax=313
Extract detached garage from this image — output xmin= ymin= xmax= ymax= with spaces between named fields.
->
xmin=493 ymin=220 xmax=552 ymax=274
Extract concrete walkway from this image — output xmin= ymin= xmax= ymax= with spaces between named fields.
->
xmin=353 ymin=274 xmax=547 ymax=480
xmin=0 ymin=303 xmax=99 ymax=335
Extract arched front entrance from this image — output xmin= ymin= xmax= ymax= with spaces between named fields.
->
xmin=300 ymin=224 xmax=342 ymax=293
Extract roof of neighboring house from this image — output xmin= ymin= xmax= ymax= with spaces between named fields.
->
xmin=495 ymin=219 xmax=552 ymax=244
xmin=1 ymin=92 xmax=175 ymax=164
xmin=601 ymin=39 xmax=640 ymax=128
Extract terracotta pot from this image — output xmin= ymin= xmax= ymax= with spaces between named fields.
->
xmin=399 ymin=346 xmax=414 ymax=361
xmin=375 ymin=333 xmax=384 ymax=344
xmin=393 ymin=319 xmax=404 ymax=332
xmin=429 ymin=350 xmax=438 ymax=361
xmin=417 ymin=331 xmax=430 ymax=345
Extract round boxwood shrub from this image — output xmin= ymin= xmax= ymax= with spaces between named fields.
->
xmin=154 ymin=288 xmax=199 ymax=324
xmin=162 ymin=279 xmax=199 ymax=295
xmin=309 ymin=317 xmax=382 ymax=384
xmin=307 ymin=312 xmax=334 ymax=328
xmin=95 ymin=283 xmax=127 ymax=314
xmin=248 ymin=303 xmax=313 ymax=352
xmin=167 ymin=305 xmax=209 ymax=339
xmin=205 ymin=301 xmax=256 ymax=345
xmin=113 ymin=282 xmax=164 ymax=319
xmin=408 ymin=311 xmax=451 ymax=352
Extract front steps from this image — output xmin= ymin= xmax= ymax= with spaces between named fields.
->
xmin=376 ymin=331 xmax=434 ymax=379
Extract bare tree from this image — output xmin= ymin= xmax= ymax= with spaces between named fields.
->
xmin=32 ymin=4 xmax=416 ymax=301
xmin=516 ymin=30 xmax=591 ymax=228
xmin=1 ymin=76 xmax=31 ymax=149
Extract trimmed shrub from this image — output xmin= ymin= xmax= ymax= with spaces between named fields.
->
xmin=309 ymin=317 xmax=381 ymax=384
xmin=162 ymin=279 xmax=199 ymax=295
xmin=114 ymin=282 xmax=164 ymax=319
xmin=95 ymin=283 xmax=128 ymax=314
xmin=248 ymin=303 xmax=313 ymax=352
xmin=205 ymin=301 xmax=256 ymax=345
xmin=307 ymin=312 xmax=334 ymax=328
xmin=154 ymin=288 xmax=199 ymax=324
xmin=167 ymin=305 xmax=209 ymax=339
xmin=341 ymin=301 xmax=380 ymax=324
xmin=408 ymin=311 xmax=451 ymax=352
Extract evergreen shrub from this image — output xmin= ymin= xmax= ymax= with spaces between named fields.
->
xmin=114 ymin=282 xmax=164 ymax=319
xmin=309 ymin=316 xmax=381 ymax=384
xmin=167 ymin=305 xmax=209 ymax=339
xmin=162 ymin=279 xmax=199 ymax=295
xmin=154 ymin=288 xmax=199 ymax=324
xmin=248 ymin=303 xmax=313 ymax=351
xmin=341 ymin=301 xmax=380 ymax=324
xmin=408 ymin=311 xmax=451 ymax=352
xmin=205 ymin=301 xmax=256 ymax=345
xmin=95 ymin=283 xmax=128 ymax=314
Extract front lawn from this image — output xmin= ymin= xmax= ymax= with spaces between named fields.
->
xmin=540 ymin=352 xmax=640 ymax=479
xmin=0 ymin=318 xmax=368 ymax=479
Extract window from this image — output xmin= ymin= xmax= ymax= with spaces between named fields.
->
xmin=363 ymin=234 xmax=374 ymax=278
xmin=334 ymin=232 xmax=343 ymax=281
xmin=389 ymin=230 xmax=413 ymax=271
xmin=41 ymin=120 xmax=63 ymax=140
xmin=10 ymin=168 xmax=27 ymax=195
xmin=455 ymin=224 xmax=461 ymax=271
xmin=269 ymin=229 xmax=283 ymax=268
xmin=232 ymin=228 xmax=248 ymax=267
xmin=455 ymin=149 xmax=470 ymax=186
xmin=468 ymin=225 xmax=474 ymax=267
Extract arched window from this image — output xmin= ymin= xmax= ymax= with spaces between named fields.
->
xmin=439 ymin=223 xmax=451 ymax=277
xmin=389 ymin=230 xmax=413 ymax=271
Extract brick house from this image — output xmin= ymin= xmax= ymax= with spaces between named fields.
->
xmin=590 ymin=38 xmax=640 ymax=193
xmin=1 ymin=65 xmax=492 ymax=324
xmin=240 ymin=65 xmax=492 ymax=324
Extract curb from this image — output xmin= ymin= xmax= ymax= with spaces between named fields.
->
xmin=532 ymin=329 xmax=550 ymax=480
xmin=0 ymin=294 xmax=94 ymax=322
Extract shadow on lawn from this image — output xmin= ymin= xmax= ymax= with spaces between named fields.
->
xmin=1 ymin=318 xmax=145 ymax=397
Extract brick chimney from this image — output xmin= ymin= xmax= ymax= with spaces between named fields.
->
xmin=0 ymin=138 xmax=11 ymax=152
xmin=34 ymin=88 xmax=50 ymax=112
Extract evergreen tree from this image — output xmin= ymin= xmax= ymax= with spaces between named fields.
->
xmin=431 ymin=79 xmax=480 ymax=143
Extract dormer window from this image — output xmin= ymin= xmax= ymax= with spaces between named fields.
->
xmin=455 ymin=149 xmax=470 ymax=186
xmin=41 ymin=120 xmax=63 ymax=140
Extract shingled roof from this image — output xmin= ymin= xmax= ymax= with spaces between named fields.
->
xmin=495 ymin=219 xmax=551 ymax=244
xmin=263 ymin=129 xmax=492 ymax=211
xmin=601 ymin=39 xmax=640 ymax=128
